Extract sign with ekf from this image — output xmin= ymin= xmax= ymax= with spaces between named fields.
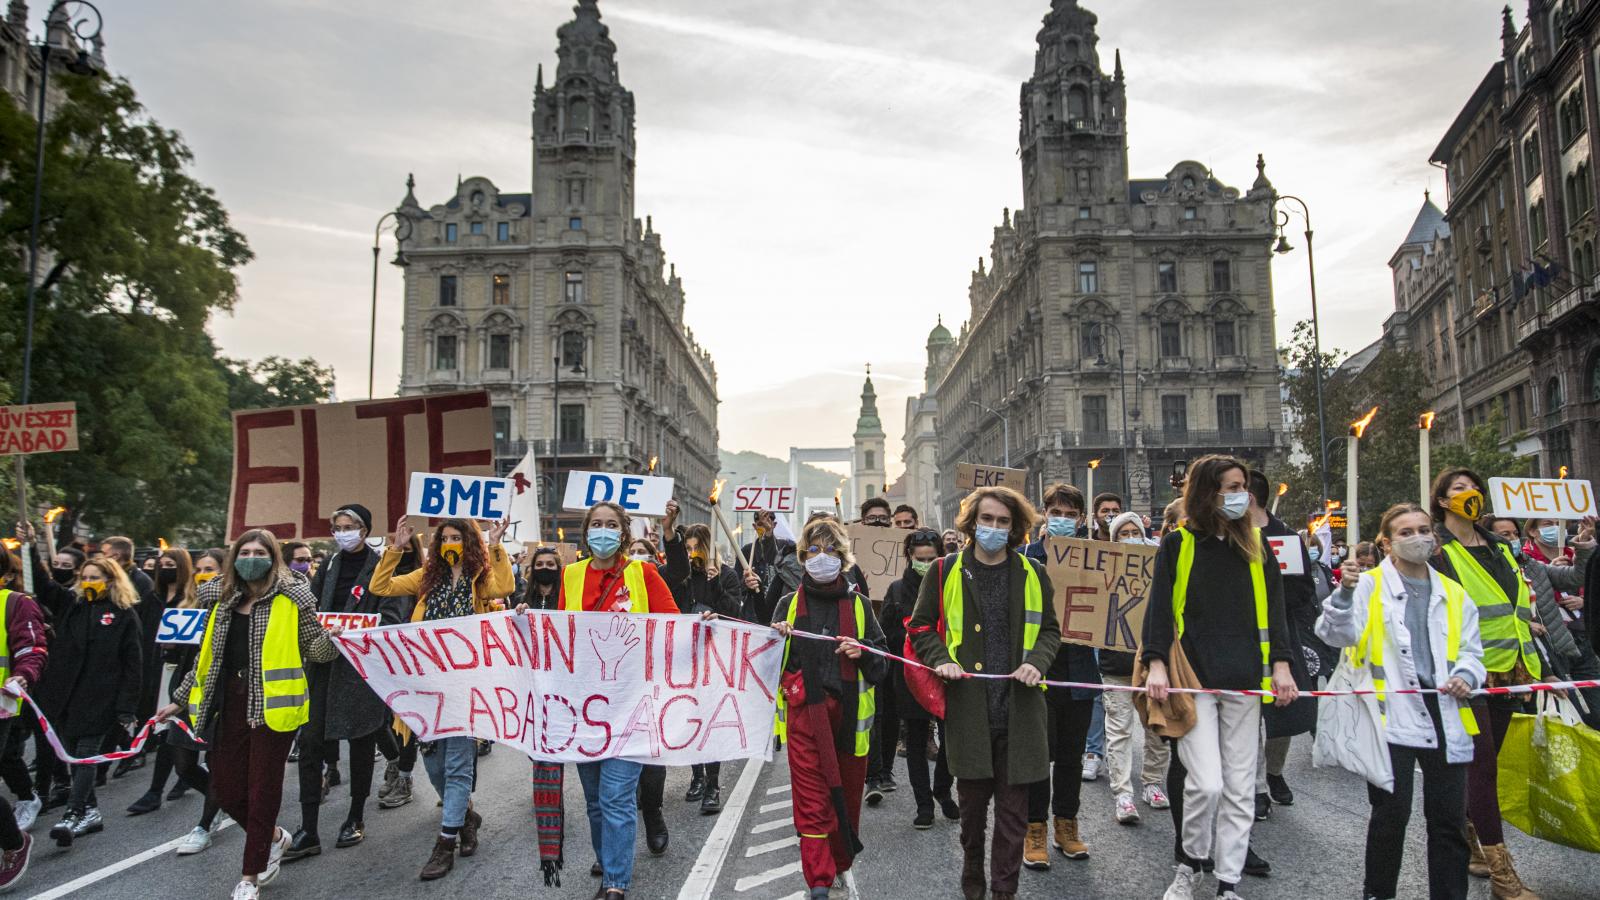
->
xmin=1488 ymin=477 xmax=1596 ymax=520
xmin=0 ymin=402 xmax=78 ymax=456
xmin=954 ymin=463 xmax=1028 ymax=492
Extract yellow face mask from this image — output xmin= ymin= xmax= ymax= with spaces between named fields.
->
xmin=195 ymin=572 xmax=219 ymax=585
xmin=80 ymin=579 xmax=107 ymax=600
xmin=440 ymin=542 xmax=464 ymax=566
xmin=1447 ymin=489 xmax=1484 ymax=520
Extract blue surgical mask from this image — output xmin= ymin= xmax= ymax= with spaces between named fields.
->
xmin=975 ymin=525 xmax=1010 ymax=553
xmin=586 ymin=527 xmax=622 ymax=559
xmin=1308 ymin=546 xmax=1321 ymax=562
xmin=1538 ymin=525 xmax=1562 ymax=546
xmin=1219 ymin=491 xmax=1250 ymax=521
xmin=1046 ymin=516 xmax=1078 ymax=537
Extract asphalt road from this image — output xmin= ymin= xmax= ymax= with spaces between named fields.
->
xmin=15 ymin=730 xmax=1600 ymax=899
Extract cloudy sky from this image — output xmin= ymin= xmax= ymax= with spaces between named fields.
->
xmin=92 ymin=0 xmax=1507 ymax=477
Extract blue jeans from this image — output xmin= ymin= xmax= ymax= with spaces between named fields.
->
xmin=577 ymin=758 xmax=644 ymax=891
xmin=1085 ymin=693 xmax=1106 ymax=757
xmin=422 ymin=737 xmax=477 ymax=829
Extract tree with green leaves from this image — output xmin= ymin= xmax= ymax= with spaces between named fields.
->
xmin=1 ymin=71 xmax=331 ymax=542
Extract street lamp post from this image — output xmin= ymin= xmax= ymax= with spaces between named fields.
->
xmin=1091 ymin=321 xmax=1132 ymax=500
xmin=969 ymin=400 xmax=1010 ymax=468
xmin=369 ymin=208 xmax=414 ymax=398
xmin=15 ymin=1 xmax=105 ymax=526
xmin=1274 ymin=193 xmax=1330 ymax=512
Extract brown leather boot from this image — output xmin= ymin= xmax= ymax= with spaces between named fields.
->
xmin=419 ymin=837 xmax=456 ymax=881
xmin=1483 ymin=844 xmax=1538 ymax=899
xmin=459 ymin=808 xmax=482 ymax=857
xmin=961 ymin=854 xmax=986 ymax=900
xmin=1022 ymin=821 xmax=1050 ymax=870
xmin=1466 ymin=822 xmax=1489 ymax=878
xmin=1053 ymin=816 xmax=1089 ymax=859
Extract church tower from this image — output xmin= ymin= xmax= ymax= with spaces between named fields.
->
xmin=531 ymin=0 xmax=636 ymax=238
xmin=1018 ymin=0 xmax=1128 ymax=230
xmin=853 ymin=366 xmax=886 ymax=505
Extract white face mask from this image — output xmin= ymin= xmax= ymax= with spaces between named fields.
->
xmin=804 ymin=553 xmax=843 ymax=582
xmin=1390 ymin=533 xmax=1435 ymax=564
xmin=333 ymin=529 xmax=364 ymax=552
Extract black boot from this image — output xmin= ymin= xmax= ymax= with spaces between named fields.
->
xmin=643 ymin=807 xmax=669 ymax=855
xmin=684 ymin=775 xmax=705 ymax=803
xmin=125 ymin=791 xmax=162 ymax=816
xmin=283 ymin=829 xmax=322 ymax=861
xmin=699 ymin=779 xmax=723 ymax=815
xmin=336 ymin=820 xmax=365 ymax=848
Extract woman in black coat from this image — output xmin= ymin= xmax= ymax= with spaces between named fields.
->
xmin=879 ymin=528 xmax=956 ymax=827
xmin=38 ymin=557 xmax=143 ymax=849
xmin=663 ymin=523 xmax=743 ymax=814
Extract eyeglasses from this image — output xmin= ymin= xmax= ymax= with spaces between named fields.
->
xmin=805 ymin=545 xmax=840 ymax=556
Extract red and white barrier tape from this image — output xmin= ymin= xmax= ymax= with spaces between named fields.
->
xmin=4 ymin=690 xmax=201 ymax=765
xmin=775 ymin=624 xmax=1600 ymax=700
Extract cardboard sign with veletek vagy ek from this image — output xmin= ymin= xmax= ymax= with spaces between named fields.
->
xmin=1041 ymin=536 xmax=1155 ymax=652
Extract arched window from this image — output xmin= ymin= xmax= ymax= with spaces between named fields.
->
xmin=1546 ymin=376 xmax=1564 ymax=413
xmin=1066 ymin=86 xmax=1088 ymax=120
xmin=560 ymin=331 xmax=586 ymax=371
xmin=568 ymin=97 xmax=590 ymax=130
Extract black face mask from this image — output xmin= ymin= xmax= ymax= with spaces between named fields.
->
xmin=156 ymin=569 xmax=178 ymax=588
xmin=944 ymin=541 xmax=961 ymax=553
xmin=51 ymin=567 xmax=76 ymax=586
xmin=531 ymin=568 xmax=560 ymax=587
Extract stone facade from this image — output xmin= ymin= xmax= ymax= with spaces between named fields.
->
xmin=930 ymin=0 xmax=1285 ymax=524
xmin=394 ymin=0 xmax=720 ymax=531
xmin=1501 ymin=0 xmax=1600 ymax=477
xmin=899 ymin=319 xmax=953 ymax=528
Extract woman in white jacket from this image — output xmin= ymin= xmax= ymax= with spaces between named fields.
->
xmin=1314 ymin=503 xmax=1484 ymax=900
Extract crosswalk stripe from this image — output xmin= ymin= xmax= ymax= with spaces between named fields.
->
xmin=745 ymin=834 xmax=800 ymax=857
xmin=676 ymin=759 xmax=765 ymax=900
xmin=750 ymin=817 xmax=791 ymax=835
xmin=759 ymin=798 xmax=792 ymax=813
xmin=766 ymin=783 xmax=791 ymax=795
xmin=735 ymin=861 xmax=802 ymax=892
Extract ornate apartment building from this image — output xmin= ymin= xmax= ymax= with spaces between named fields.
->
xmin=1381 ymin=196 xmax=1465 ymax=437
xmin=929 ymin=0 xmax=1285 ymax=523
xmin=393 ymin=0 xmax=720 ymax=530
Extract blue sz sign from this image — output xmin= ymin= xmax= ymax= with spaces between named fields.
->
xmin=157 ymin=607 xmax=209 ymax=645
xmin=406 ymin=472 xmax=514 ymax=521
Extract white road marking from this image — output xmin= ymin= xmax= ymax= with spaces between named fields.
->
xmin=734 ymin=860 xmax=802 ymax=892
xmin=677 ymin=758 xmax=766 ymax=900
xmin=766 ymin=783 xmax=791 ymax=795
xmin=745 ymin=834 xmax=799 ymax=857
xmin=24 ymin=819 xmax=237 ymax=900
xmin=845 ymin=869 xmax=861 ymax=900
xmin=759 ymin=798 xmax=792 ymax=813
xmin=750 ymin=817 xmax=791 ymax=834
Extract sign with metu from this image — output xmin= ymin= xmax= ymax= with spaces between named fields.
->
xmin=407 ymin=472 xmax=514 ymax=520
xmin=562 ymin=470 xmax=675 ymax=516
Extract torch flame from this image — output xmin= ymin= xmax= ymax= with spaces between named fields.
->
xmin=1560 ymin=465 xmax=1570 ymax=479
xmin=1276 ymin=482 xmax=1289 ymax=497
xmin=1088 ymin=458 xmax=1102 ymax=470
xmin=1419 ymin=411 xmax=1436 ymax=430
xmin=158 ymin=537 xmax=169 ymax=551
xmin=557 ymin=527 xmax=565 ymax=542
xmin=43 ymin=506 xmax=65 ymax=524
xmin=709 ymin=479 xmax=727 ymax=504
xmin=834 ymin=488 xmax=842 ymax=504
xmin=648 ymin=455 xmax=658 ymax=473
xmin=1350 ymin=406 xmax=1379 ymax=439
xmin=1326 ymin=499 xmax=1342 ymax=510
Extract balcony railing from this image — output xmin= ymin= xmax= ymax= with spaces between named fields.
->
xmin=1140 ymin=428 xmax=1274 ymax=448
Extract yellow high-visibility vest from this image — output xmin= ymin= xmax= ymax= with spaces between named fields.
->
xmin=1352 ymin=570 xmax=1479 ymax=737
xmin=1440 ymin=541 xmax=1540 ymax=678
xmin=1172 ymin=527 xmax=1273 ymax=702
xmin=189 ymin=593 xmax=309 ymax=732
xmin=561 ymin=559 xmax=649 ymax=613
xmin=939 ymin=552 xmax=1045 ymax=672
xmin=773 ymin=592 xmax=876 ymax=757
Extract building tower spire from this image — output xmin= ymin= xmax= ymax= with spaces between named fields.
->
xmin=853 ymin=364 xmax=886 ymax=504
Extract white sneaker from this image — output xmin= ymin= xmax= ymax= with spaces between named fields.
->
xmin=1217 ymin=892 xmax=1244 ymax=900
xmin=1114 ymin=792 xmax=1141 ymax=824
xmin=257 ymin=828 xmax=289 ymax=886
xmin=176 ymin=825 xmax=212 ymax=855
xmin=231 ymin=880 xmax=260 ymax=900
xmin=1162 ymin=863 xmax=1203 ymax=900
xmin=1080 ymin=753 xmax=1102 ymax=782
xmin=1142 ymin=783 xmax=1171 ymax=810
xmin=12 ymin=795 xmax=40 ymax=832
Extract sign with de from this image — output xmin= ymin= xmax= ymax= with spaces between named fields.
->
xmin=562 ymin=471 xmax=675 ymax=516
xmin=407 ymin=472 xmax=514 ymax=521
xmin=732 ymin=485 xmax=796 ymax=513
xmin=954 ymin=463 xmax=1029 ymax=492
xmin=1266 ymin=534 xmax=1307 ymax=576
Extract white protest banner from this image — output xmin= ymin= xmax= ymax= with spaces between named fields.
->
xmin=157 ymin=608 xmax=209 ymax=645
xmin=1267 ymin=534 xmax=1307 ymax=576
xmin=954 ymin=462 xmax=1029 ymax=492
xmin=319 ymin=612 xmax=380 ymax=632
xmin=408 ymin=472 xmax=514 ymax=521
xmin=1488 ymin=477 xmax=1596 ymax=520
xmin=732 ymin=485 xmax=796 ymax=513
xmin=562 ymin=471 xmax=675 ymax=516
xmin=334 ymin=611 xmax=782 ymax=765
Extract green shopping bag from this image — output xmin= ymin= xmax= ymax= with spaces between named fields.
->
xmin=1498 ymin=696 xmax=1600 ymax=854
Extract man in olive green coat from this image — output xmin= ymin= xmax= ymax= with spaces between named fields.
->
xmin=910 ymin=486 xmax=1060 ymax=900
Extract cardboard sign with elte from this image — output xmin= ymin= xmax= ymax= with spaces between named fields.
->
xmin=1488 ymin=477 xmax=1596 ymax=520
xmin=954 ymin=463 xmax=1028 ymax=492
xmin=562 ymin=471 xmax=675 ymax=516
